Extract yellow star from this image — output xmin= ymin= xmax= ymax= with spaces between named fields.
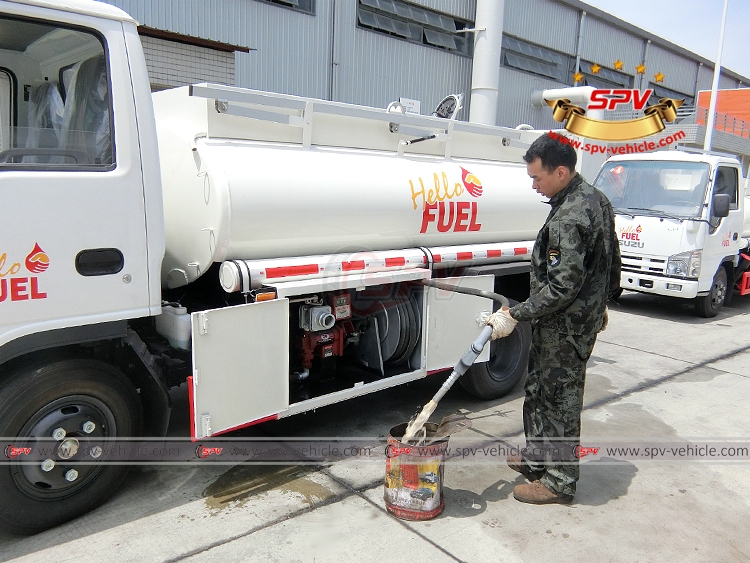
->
xmin=613 ymin=59 xmax=624 ymax=71
xmin=573 ymin=71 xmax=584 ymax=83
xmin=635 ymin=63 xmax=647 ymax=74
xmin=590 ymin=63 xmax=601 ymax=74
xmin=654 ymin=71 xmax=665 ymax=83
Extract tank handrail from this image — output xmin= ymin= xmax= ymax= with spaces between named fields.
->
xmin=188 ymin=83 xmax=531 ymax=145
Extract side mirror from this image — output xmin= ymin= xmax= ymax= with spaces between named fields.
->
xmin=713 ymin=193 xmax=730 ymax=218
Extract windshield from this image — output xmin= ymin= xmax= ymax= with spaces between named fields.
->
xmin=594 ymin=161 xmax=709 ymax=219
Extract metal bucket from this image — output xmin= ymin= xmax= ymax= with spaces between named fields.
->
xmin=384 ymin=422 xmax=450 ymax=521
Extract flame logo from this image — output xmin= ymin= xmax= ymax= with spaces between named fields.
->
xmin=636 ymin=225 xmax=642 ymax=233
xmin=460 ymin=167 xmax=483 ymax=198
xmin=25 ymin=243 xmax=49 ymax=273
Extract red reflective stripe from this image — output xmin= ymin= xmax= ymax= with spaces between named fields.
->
xmin=385 ymin=257 xmax=406 ymax=267
xmin=487 ymin=249 xmax=502 ymax=258
xmin=427 ymin=368 xmax=450 ymax=375
xmin=423 ymin=256 xmax=429 ymax=264
xmin=265 ymin=264 xmax=320 ymax=278
xmin=514 ymin=247 xmax=528 ymax=255
xmin=342 ymin=260 xmax=365 ymax=271
xmin=457 ymin=252 xmax=473 ymax=260
xmin=211 ymin=414 xmax=279 ymax=436
xmin=432 ymin=254 xmax=442 ymax=263
xmin=187 ymin=376 xmax=196 ymax=442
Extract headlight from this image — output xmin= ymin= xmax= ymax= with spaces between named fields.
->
xmin=666 ymin=250 xmax=701 ymax=279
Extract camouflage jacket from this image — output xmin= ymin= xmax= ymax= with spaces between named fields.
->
xmin=509 ymin=173 xmax=621 ymax=335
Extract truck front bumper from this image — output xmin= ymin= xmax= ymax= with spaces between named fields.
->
xmin=620 ymin=272 xmax=699 ymax=299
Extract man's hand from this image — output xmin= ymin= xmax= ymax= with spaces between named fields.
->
xmin=486 ymin=307 xmax=518 ymax=340
xmin=599 ymin=306 xmax=609 ymax=332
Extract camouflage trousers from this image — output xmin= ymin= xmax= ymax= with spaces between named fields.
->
xmin=520 ymin=326 xmax=597 ymax=499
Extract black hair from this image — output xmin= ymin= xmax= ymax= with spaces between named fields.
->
xmin=523 ymin=133 xmax=577 ymax=173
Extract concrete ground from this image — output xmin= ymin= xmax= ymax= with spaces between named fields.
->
xmin=1 ymin=290 xmax=749 ymax=562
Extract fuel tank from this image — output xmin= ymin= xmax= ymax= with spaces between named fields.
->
xmin=153 ymin=86 xmax=549 ymax=288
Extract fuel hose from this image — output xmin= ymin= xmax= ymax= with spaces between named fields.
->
xmin=416 ymin=279 xmax=510 ymax=309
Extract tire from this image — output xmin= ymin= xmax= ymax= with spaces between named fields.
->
xmin=460 ymin=299 xmax=532 ymax=400
xmin=0 ymin=359 xmax=142 ymax=534
xmin=694 ymin=266 xmax=727 ymax=318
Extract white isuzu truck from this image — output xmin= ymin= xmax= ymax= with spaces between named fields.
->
xmin=0 ymin=0 xmax=552 ymax=531
xmin=593 ymin=150 xmax=749 ymax=317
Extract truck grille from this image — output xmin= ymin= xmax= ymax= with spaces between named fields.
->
xmin=621 ymin=254 xmax=667 ymax=277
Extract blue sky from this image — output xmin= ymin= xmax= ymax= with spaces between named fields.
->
xmin=583 ymin=0 xmax=749 ymax=80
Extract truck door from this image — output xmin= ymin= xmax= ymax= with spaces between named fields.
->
xmin=702 ymin=166 xmax=742 ymax=289
xmin=0 ymin=12 xmax=151 ymax=347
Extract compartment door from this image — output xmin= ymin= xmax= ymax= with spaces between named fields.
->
xmin=191 ymin=299 xmax=289 ymax=439
xmin=425 ymin=275 xmax=493 ymax=372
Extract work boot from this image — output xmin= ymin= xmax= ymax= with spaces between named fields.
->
xmin=507 ymin=453 xmax=544 ymax=481
xmin=513 ymin=481 xmax=573 ymax=505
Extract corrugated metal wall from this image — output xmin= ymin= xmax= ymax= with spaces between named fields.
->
xmin=503 ymin=0 xmax=578 ymax=53
xmin=580 ymin=16 xmax=643 ymax=75
xmin=719 ymin=73 xmax=739 ymax=90
xmin=696 ymin=65 xmax=741 ymax=95
xmin=495 ymin=67 xmax=560 ymax=130
xmin=696 ymin=64 xmax=714 ymax=93
xmin=331 ymin=0 xmax=472 ymax=114
xmin=101 ymin=0 xmax=748 ymax=129
xmin=106 ymin=0 xmax=334 ymax=99
xmin=107 ymin=0 xmax=472 ymax=110
xmin=409 ymin=0 xmax=475 ymax=21
xmin=106 ymin=0 xmax=239 ymax=43
xmin=647 ymin=45 xmax=697 ymax=96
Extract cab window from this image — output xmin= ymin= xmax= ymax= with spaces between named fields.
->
xmin=0 ymin=16 xmax=113 ymax=169
xmin=713 ymin=166 xmax=738 ymax=210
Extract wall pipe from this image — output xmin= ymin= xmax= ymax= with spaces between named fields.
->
xmin=468 ymin=0 xmax=504 ymax=126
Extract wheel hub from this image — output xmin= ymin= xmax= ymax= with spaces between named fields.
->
xmin=13 ymin=395 xmax=115 ymax=499
xmin=712 ymin=280 xmax=726 ymax=306
xmin=57 ymin=438 xmax=80 ymax=460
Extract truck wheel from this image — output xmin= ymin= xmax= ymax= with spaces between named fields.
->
xmin=460 ymin=300 xmax=531 ymax=400
xmin=694 ymin=267 xmax=727 ymax=318
xmin=0 ymin=359 xmax=142 ymax=534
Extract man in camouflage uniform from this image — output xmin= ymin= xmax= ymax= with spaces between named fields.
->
xmin=487 ymin=134 xmax=621 ymax=504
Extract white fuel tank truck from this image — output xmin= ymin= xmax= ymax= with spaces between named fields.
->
xmin=0 ymin=0 xmax=550 ymax=531
xmin=593 ymin=151 xmax=750 ymax=317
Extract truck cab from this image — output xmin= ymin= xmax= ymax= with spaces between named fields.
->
xmin=593 ymin=151 xmax=745 ymax=316
xmin=0 ymin=1 xmax=164 ymax=341
xmin=0 ymin=0 xmax=165 ymax=534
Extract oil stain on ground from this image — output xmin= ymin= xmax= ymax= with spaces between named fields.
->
xmin=203 ymin=465 xmax=337 ymax=512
